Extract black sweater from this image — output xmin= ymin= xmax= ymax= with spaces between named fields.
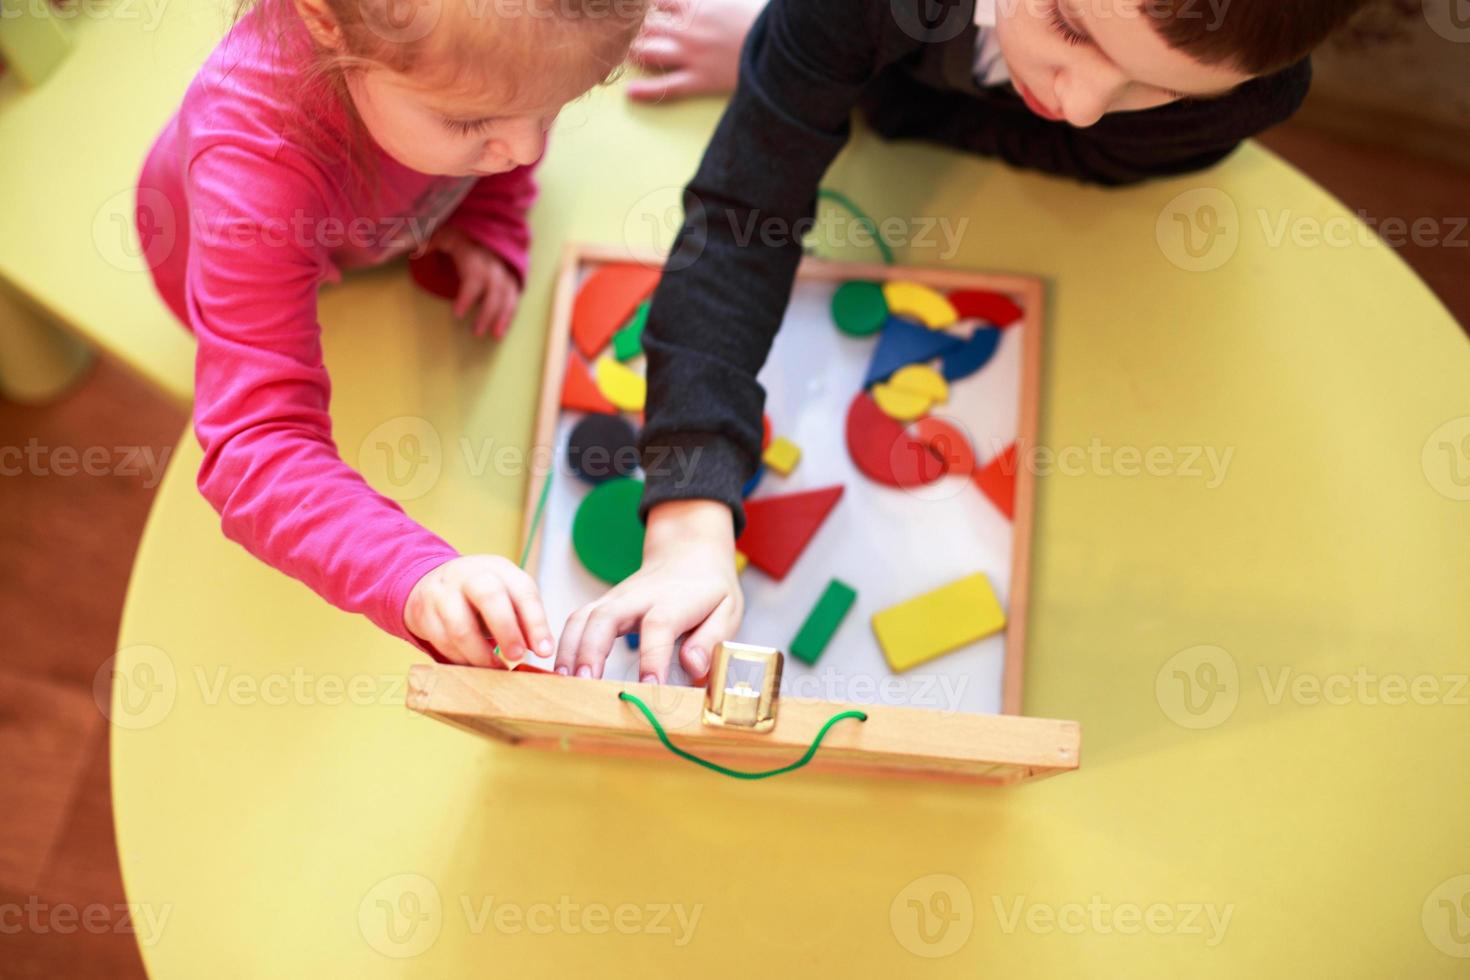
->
xmin=637 ymin=0 xmax=1311 ymax=532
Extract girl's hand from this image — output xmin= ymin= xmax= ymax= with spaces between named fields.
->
xmin=406 ymin=555 xmax=554 ymax=667
xmin=555 ymin=500 xmax=742 ymax=684
xmin=423 ymin=226 xmax=522 ymax=339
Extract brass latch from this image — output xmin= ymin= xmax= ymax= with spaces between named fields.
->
xmin=702 ymin=642 xmax=784 ymax=733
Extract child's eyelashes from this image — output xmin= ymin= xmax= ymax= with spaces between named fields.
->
xmin=1047 ymin=1 xmax=1089 ymax=47
xmin=441 ymin=115 xmax=497 ymax=137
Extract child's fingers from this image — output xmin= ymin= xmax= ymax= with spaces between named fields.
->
xmin=573 ymin=594 xmax=644 ymax=679
xmin=435 ymin=598 xmax=499 ymax=668
xmin=677 ymin=594 xmax=741 ymax=685
xmin=502 ymin=567 xmax=553 ymax=658
xmin=466 ymin=582 xmax=527 ymax=664
xmin=626 ymin=70 xmax=702 ymax=104
xmin=554 ymin=604 xmax=591 ymax=676
xmin=453 ymin=265 xmax=487 ymax=319
xmin=637 ymin=601 xmax=709 ymax=684
xmin=473 ymin=278 xmax=504 ymax=337
xmin=629 ymin=35 xmax=685 ymax=70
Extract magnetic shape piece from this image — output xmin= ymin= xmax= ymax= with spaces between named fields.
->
xmin=873 ymin=364 xmax=949 ymax=422
xmin=871 ymin=382 xmax=931 ymax=422
xmin=567 ymin=413 xmax=639 ymax=485
xmin=844 ymin=392 xmax=946 ymax=489
xmin=735 ymin=485 xmax=844 ymax=580
xmin=594 ymin=357 xmax=646 ymax=412
xmin=973 ymin=442 xmax=1018 ymax=520
xmin=863 ymin=317 xmax=963 ymax=387
xmin=831 ymin=281 xmax=888 ymax=337
xmin=872 ymin=572 xmax=1006 ymax=673
xmin=790 ymin=579 xmax=857 ymax=665
xmin=948 ymin=289 xmax=1022 ymax=327
xmin=734 ymin=551 xmax=749 ymax=574
xmin=561 ymin=353 xmax=618 ymax=414
xmin=742 ymin=464 xmax=765 ymax=499
xmin=889 ymin=364 xmax=949 ymax=402
xmin=762 ymin=436 xmax=801 ymax=475
xmin=940 ymin=327 xmax=1001 ymax=382
xmin=882 ymin=281 xmax=958 ymax=328
xmin=612 ymin=300 xmax=649 ymax=361
xmin=408 ymin=249 xmax=460 ymax=300
xmin=571 ymin=264 xmax=661 ymax=358
xmin=626 ymin=632 xmax=640 ymax=651
xmin=909 ymin=417 xmax=976 ymax=478
xmin=571 ymin=477 xmax=646 ymax=584
xmin=761 ymin=413 xmax=772 ymax=452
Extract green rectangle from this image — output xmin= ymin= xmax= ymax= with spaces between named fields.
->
xmin=790 ymin=578 xmax=856 ymax=665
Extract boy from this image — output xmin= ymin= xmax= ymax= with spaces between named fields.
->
xmin=554 ymin=0 xmax=1370 ymax=682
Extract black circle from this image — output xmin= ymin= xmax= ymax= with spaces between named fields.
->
xmin=567 ymin=414 xmax=639 ymax=485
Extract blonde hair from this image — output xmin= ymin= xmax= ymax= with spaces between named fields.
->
xmin=237 ymin=0 xmax=646 ymax=201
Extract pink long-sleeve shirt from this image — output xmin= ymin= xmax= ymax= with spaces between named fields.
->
xmin=138 ymin=14 xmax=537 ymax=653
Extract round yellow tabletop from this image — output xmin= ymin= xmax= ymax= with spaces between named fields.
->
xmin=112 ymin=67 xmax=1470 ymax=976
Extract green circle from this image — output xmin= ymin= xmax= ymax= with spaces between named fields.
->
xmin=831 ymin=281 xmax=888 ymax=337
xmin=572 ymin=477 xmax=646 ymax=584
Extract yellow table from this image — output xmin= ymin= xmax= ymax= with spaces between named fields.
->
xmin=0 ymin=0 xmax=210 ymax=401
xmin=112 ymin=17 xmax=1470 ymax=978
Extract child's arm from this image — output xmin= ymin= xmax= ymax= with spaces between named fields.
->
xmin=186 ymin=145 xmax=550 ymax=665
xmin=556 ymin=0 xmax=922 ymax=682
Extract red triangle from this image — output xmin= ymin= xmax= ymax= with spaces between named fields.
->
xmin=572 ymin=264 xmax=661 ymax=359
xmin=561 ymin=353 xmax=618 ymax=414
xmin=972 ymin=442 xmax=1018 ymax=519
xmin=737 ymin=485 xmax=844 ymax=580
xmin=949 ymin=289 xmax=1022 ymax=328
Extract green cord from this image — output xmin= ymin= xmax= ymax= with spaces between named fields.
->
xmin=816 ymin=188 xmax=896 ymax=266
xmin=518 ymin=468 xmax=554 ymax=568
xmin=618 ymin=691 xmax=867 ymax=780
xmin=495 ymin=469 xmax=554 ymax=663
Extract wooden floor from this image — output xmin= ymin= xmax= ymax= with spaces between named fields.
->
xmin=0 ymin=122 xmax=1465 ymax=978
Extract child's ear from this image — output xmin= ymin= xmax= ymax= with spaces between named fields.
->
xmin=293 ymin=0 xmax=345 ymax=50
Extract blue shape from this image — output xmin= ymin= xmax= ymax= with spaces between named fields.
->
xmin=941 ymin=326 xmax=1001 ymax=381
xmin=742 ymin=463 xmax=765 ymax=498
xmin=863 ymin=316 xmax=963 ymax=387
xmin=626 ymin=632 xmax=640 ymax=651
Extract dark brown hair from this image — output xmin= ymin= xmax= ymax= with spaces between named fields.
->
xmin=1144 ymin=0 xmax=1375 ymax=75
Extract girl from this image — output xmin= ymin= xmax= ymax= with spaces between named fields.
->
xmin=137 ymin=0 xmax=646 ymax=666
xmin=556 ymin=0 xmax=1373 ymax=683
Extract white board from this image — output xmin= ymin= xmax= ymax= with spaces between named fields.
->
xmin=527 ymin=274 xmax=1025 ymax=717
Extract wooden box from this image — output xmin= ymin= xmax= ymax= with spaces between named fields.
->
xmin=407 ymin=245 xmax=1080 ymax=785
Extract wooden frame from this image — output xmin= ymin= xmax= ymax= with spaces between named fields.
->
xmin=407 ymin=243 xmax=1078 ymax=785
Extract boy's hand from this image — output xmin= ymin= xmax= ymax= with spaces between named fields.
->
xmin=406 ymin=556 xmax=553 ymax=667
xmin=556 ymin=500 xmax=742 ymax=684
xmin=423 ymin=226 xmax=521 ymax=339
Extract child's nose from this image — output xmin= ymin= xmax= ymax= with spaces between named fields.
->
xmin=1056 ymin=66 xmax=1126 ymax=129
xmin=486 ymin=119 xmax=548 ymax=168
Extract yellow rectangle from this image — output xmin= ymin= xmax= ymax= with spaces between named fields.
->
xmin=872 ymin=573 xmax=1006 ymax=672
